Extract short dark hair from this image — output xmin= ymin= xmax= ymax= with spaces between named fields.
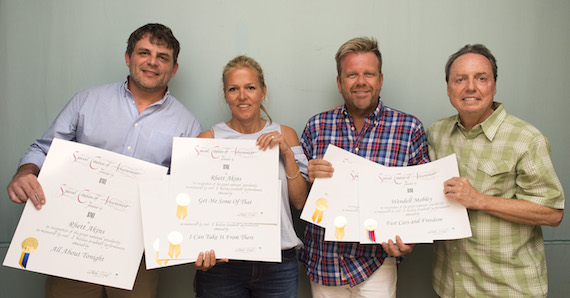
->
xmin=335 ymin=37 xmax=382 ymax=76
xmin=445 ymin=44 xmax=497 ymax=82
xmin=126 ymin=23 xmax=180 ymax=64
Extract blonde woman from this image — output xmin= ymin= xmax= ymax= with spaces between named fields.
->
xmin=194 ymin=55 xmax=308 ymax=297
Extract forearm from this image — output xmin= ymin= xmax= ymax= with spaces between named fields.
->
xmin=15 ymin=163 xmax=41 ymax=178
xmin=476 ymin=193 xmax=563 ymax=227
xmin=282 ymin=150 xmax=308 ymax=210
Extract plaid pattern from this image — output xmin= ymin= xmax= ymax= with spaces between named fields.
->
xmin=428 ymin=102 xmax=564 ymax=297
xmin=300 ymin=99 xmax=429 ymax=286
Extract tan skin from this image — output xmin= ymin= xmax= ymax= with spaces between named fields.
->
xmin=308 ymin=52 xmax=413 ymax=257
xmin=194 ymin=67 xmax=309 ymax=270
xmin=444 ymin=53 xmax=563 ymax=226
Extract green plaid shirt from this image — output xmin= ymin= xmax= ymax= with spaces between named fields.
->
xmin=427 ymin=102 xmax=564 ymax=298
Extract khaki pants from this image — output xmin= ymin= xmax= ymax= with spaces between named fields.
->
xmin=310 ymin=257 xmax=397 ymax=298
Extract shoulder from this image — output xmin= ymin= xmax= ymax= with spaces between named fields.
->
xmin=280 ymin=125 xmax=300 ymax=146
xmin=383 ymin=105 xmax=425 ymax=128
xmin=198 ymin=129 xmax=214 ymax=138
xmin=501 ymin=113 xmax=543 ymax=138
xmin=427 ymin=116 xmax=456 ymax=135
xmin=71 ymin=81 xmax=123 ymax=100
xmin=305 ymin=105 xmax=343 ymax=127
xmin=166 ymin=95 xmax=201 ymax=123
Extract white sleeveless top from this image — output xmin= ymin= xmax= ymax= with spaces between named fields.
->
xmin=211 ymin=121 xmax=306 ymax=250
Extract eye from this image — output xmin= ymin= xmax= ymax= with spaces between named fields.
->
xmin=228 ymin=87 xmax=237 ymax=92
xmin=365 ymin=73 xmax=376 ymax=78
xmin=347 ymin=73 xmax=357 ymax=78
xmin=247 ymin=86 xmax=256 ymax=90
xmin=158 ymin=55 xmax=170 ymax=62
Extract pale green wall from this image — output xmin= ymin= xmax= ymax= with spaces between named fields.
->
xmin=1 ymin=1 xmax=569 ymax=297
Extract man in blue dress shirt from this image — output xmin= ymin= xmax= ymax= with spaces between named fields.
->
xmin=6 ymin=23 xmax=201 ymax=298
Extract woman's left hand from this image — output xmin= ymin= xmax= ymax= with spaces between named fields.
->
xmin=257 ymin=131 xmax=292 ymax=157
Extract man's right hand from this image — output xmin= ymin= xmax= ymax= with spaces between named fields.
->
xmin=7 ymin=164 xmax=45 ymax=210
xmin=307 ymin=159 xmax=334 ymax=183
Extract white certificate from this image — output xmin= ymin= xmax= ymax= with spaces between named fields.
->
xmin=300 ymin=145 xmax=374 ymax=242
xmin=3 ymin=139 xmax=167 ymax=290
xmin=301 ymin=145 xmax=471 ymax=244
xmin=359 ymin=154 xmax=471 ymax=244
xmin=170 ymin=138 xmax=279 ymax=224
xmin=140 ymin=177 xmax=281 ymax=266
xmin=140 ymin=138 xmax=281 ymax=264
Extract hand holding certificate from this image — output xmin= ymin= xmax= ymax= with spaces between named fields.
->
xmin=140 ymin=138 xmax=282 ymax=267
xmin=301 ymin=144 xmax=471 ymax=244
xmin=3 ymin=139 xmax=168 ymax=290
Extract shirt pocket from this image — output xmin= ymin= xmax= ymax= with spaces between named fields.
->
xmin=476 ymin=159 xmax=516 ymax=196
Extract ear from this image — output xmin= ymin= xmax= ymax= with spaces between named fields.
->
xmin=262 ymin=86 xmax=267 ymax=101
xmin=171 ymin=63 xmax=179 ymax=77
xmin=379 ymin=73 xmax=384 ymax=89
xmin=124 ymin=52 xmax=131 ymax=67
xmin=336 ymin=76 xmax=342 ymax=94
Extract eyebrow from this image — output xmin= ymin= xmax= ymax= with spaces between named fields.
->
xmin=136 ymin=47 xmax=172 ymax=58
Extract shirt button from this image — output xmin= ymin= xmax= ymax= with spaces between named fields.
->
xmin=127 ymin=146 xmax=132 ymax=151
xmin=351 ymin=127 xmax=355 ymax=131
xmin=134 ymin=122 xmax=139 ymax=127
xmin=355 ymin=147 xmax=359 ymax=153
xmin=455 ymin=272 xmax=460 ymax=276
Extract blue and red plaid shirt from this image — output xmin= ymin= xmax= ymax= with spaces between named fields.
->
xmin=299 ymin=98 xmax=430 ymax=287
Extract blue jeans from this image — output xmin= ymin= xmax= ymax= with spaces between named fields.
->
xmin=194 ymin=248 xmax=298 ymax=298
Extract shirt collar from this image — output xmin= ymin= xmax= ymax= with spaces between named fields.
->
xmin=341 ymin=96 xmax=384 ymax=121
xmin=451 ymin=102 xmax=506 ymax=141
xmin=121 ymin=77 xmax=171 ymax=106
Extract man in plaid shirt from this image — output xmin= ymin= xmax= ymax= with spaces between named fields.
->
xmin=428 ymin=44 xmax=564 ymax=297
xmin=300 ymin=37 xmax=430 ymax=297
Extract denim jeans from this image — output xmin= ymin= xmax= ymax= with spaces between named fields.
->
xmin=194 ymin=248 xmax=298 ymax=298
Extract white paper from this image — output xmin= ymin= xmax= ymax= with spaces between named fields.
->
xmin=3 ymin=139 xmax=167 ymax=290
xmin=140 ymin=138 xmax=281 ymax=264
xmin=140 ymin=177 xmax=281 ymax=267
xmin=300 ymin=145 xmax=375 ymax=242
xmin=359 ymin=154 xmax=471 ymax=244
xmin=301 ymin=145 xmax=471 ymax=244
xmin=170 ymin=138 xmax=279 ymax=224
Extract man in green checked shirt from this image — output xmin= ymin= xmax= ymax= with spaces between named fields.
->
xmin=427 ymin=44 xmax=564 ymax=297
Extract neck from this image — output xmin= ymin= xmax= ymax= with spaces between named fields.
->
xmin=127 ymin=78 xmax=167 ymax=113
xmin=227 ymin=118 xmax=266 ymax=134
xmin=458 ymin=109 xmax=494 ymax=131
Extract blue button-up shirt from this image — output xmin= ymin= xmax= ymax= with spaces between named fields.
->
xmin=19 ymin=79 xmax=201 ymax=169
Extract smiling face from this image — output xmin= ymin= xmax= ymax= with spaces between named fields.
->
xmin=447 ymin=53 xmax=497 ymax=127
xmin=337 ymin=52 xmax=383 ymax=117
xmin=224 ymin=67 xmax=266 ymax=122
xmin=125 ymin=34 xmax=178 ymax=96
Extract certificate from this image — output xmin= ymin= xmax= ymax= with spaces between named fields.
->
xmin=140 ymin=177 xmax=281 ymax=266
xmin=300 ymin=145 xmax=374 ymax=242
xmin=301 ymin=144 xmax=471 ymax=244
xmin=139 ymin=138 xmax=281 ymax=264
xmin=170 ymin=138 xmax=279 ymax=224
xmin=3 ymin=139 xmax=167 ymax=290
xmin=359 ymin=154 xmax=471 ymax=244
